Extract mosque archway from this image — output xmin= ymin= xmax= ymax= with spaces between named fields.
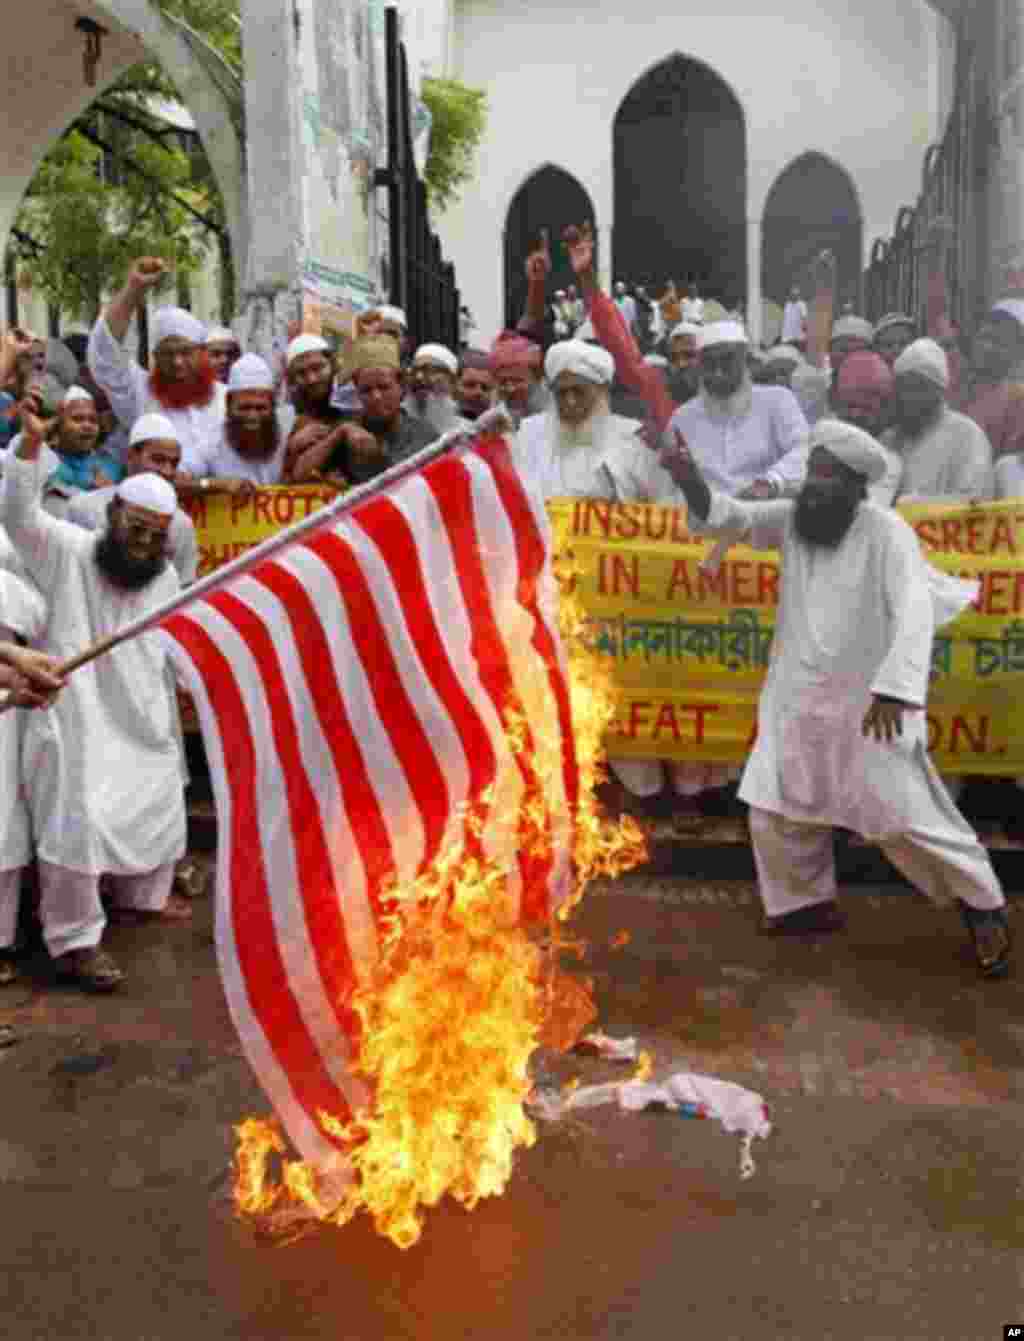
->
xmin=613 ymin=55 xmax=747 ymax=310
xmin=760 ymin=152 xmax=862 ymax=311
xmin=0 ymin=0 xmax=246 ymax=322
xmin=503 ymin=165 xmax=597 ymax=330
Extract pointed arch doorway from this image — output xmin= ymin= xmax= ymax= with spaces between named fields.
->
xmin=503 ymin=165 xmax=597 ymax=330
xmin=761 ymin=153 xmax=863 ymax=311
xmin=613 ymin=55 xmax=747 ymax=308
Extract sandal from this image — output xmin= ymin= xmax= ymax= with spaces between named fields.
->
xmin=759 ymin=901 xmax=847 ymax=936
xmin=0 ymin=953 xmax=18 ymax=987
xmin=959 ymin=903 xmax=1012 ymax=980
xmin=55 ymin=946 xmax=124 ymax=993
xmin=109 ymin=892 xmax=193 ymax=925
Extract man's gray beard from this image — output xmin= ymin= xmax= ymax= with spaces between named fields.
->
xmin=549 ymin=401 xmax=615 ymax=454
xmin=414 ymin=392 xmax=461 ymax=434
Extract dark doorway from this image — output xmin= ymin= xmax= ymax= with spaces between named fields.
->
xmin=761 ymin=153 xmax=862 ymax=311
xmin=504 ymin=165 xmax=597 ymax=330
xmin=613 ymin=55 xmax=746 ymax=309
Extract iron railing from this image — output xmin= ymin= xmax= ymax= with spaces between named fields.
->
xmin=378 ymin=7 xmax=460 ymax=353
xmin=863 ymin=35 xmax=994 ymax=332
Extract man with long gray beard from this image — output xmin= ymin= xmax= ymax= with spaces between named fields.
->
xmin=3 ymin=394 xmax=189 ymax=993
xmin=661 ymin=417 xmax=1012 ymax=979
xmin=512 ymin=338 xmax=684 ymax=810
xmin=405 ymin=343 xmax=468 ymax=435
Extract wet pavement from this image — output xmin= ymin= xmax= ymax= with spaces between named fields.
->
xmin=2 ymin=853 xmax=1024 ymax=1341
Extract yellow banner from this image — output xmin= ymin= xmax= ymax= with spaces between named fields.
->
xmin=185 ymin=489 xmax=1024 ymax=776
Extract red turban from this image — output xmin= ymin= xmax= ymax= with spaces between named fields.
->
xmin=489 ymin=332 xmax=542 ymax=372
xmin=835 ymin=351 xmax=894 ymax=398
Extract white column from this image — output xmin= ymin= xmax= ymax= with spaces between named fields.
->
xmin=746 ymin=216 xmax=763 ymax=346
xmin=598 ymin=225 xmax=613 ymax=298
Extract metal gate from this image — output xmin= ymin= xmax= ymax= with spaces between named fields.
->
xmin=378 ymin=6 xmax=460 ymax=352
xmin=863 ymin=34 xmax=994 ymax=332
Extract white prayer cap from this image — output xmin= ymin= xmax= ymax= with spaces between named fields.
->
xmin=831 ymin=315 xmax=875 ymax=343
xmin=116 ymin=471 xmax=177 ymax=516
xmin=698 ymin=321 xmax=748 ymax=350
xmin=204 ymin=325 xmax=238 ymax=346
xmin=544 ymin=339 xmax=615 ymax=386
xmin=669 ymin=322 xmax=702 ymax=342
xmin=62 ymin=385 xmax=94 ymax=405
xmin=873 ymin=311 xmax=915 ymax=337
xmin=129 ymin=412 xmax=179 ymax=448
xmin=227 ymin=352 xmax=275 ymax=393
xmin=412 ymin=343 xmax=459 ymax=375
xmin=285 ymin=333 xmax=330 ymax=366
xmin=810 ymin=418 xmax=890 ymax=483
xmin=991 ymin=298 xmax=1024 ymax=328
xmin=762 ymin=343 xmax=804 ymax=367
xmin=373 ymin=304 xmax=408 ymax=330
xmin=893 ymin=337 xmax=949 ymax=389
xmin=151 ymin=306 xmax=206 ymax=349
xmin=643 ymin=353 xmax=669 ymax=367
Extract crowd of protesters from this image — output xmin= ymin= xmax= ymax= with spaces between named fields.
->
xmin=0 ymin=200 xmax=1022 ymax=999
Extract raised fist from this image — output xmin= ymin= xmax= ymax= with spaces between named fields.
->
xmin=563 ymin=223 xmax=595 ymax=279
xmin=129 ymin=257 xmax=168 ymax=291
xmin=525 ymin=228 xmax=551 ymax=283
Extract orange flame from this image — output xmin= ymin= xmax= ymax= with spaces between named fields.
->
xmin=232 ymin=545 xmax=646 ymax=1248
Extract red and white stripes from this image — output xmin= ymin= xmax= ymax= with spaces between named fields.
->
xmin=159 ymin=437 xmax=578 ymax=1169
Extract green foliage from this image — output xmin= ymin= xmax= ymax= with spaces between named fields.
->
xmin=420 ymin=77 xmax=487 ymax=214
xmin=12 ymin=0 xmax=239 ymax=319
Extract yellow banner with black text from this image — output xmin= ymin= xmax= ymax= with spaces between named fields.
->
xmin=184 ymin=488 xmax=1024 ymax=776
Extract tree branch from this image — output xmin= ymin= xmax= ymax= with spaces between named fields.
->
xmin=69 ymin=124 xmax=224 ymax=236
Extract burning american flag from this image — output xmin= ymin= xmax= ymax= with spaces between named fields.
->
xmin=157 ymin=433 xmax=643 ymax=1246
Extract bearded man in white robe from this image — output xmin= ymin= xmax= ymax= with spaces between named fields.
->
xmin=3 ymin=395 xmax=190 ymax=993
xmin=661 ymin=416 xmax=1012 ymax=979
xmin=512 ymin=338 xmax=685 ymax=808
xmin=87 ymin=256 xmax=226 ymax=476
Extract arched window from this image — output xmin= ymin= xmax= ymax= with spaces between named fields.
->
xmin=761 ymin=153 xmax=863 ymax=310
xmin=613 ymin=55 xmax=746 ymax=309
xmin=503 ymin=166 xmax=597 ymax=330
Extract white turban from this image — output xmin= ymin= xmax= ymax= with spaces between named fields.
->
xmin=893 ymin=337 xmax=949 ymax=389
xmin=227 ymin=353 xmax=275 ymax=393
xmin=991 ymin=299 xmax=1024 ymax=328
xmin=412 ymin=343 xmax=459 ymax=375
xmin=286 ymin=334 xmax=330 ymax=366
xmin=810 ymin=418 xmax=890 ymax=483
xmin=62 ymin=385 xmax=94 ymax=406
xmin=373 ymin=305 xmax=408 ymax=330
xmin=204 ymin=325 xmax=238 ymax=346
xmin=129 ymin=412 xmax=178 ymax=448
xmin=831 ymin=315 xmax=875 ymax=343
xmin=151 ymin=306 xmax=206 ymax=349
xmin=544 ymin=339 xmax=615 ymax=386
xmin=762 ymin=343 xmax=804 ymax=367
xmin=873 ymin=312 xmax=915 ymax=338
xmin=698 ymin=321 xmax=748 ymax=350
xmin=116 ymin=471 xmax=177 ymax=516
xmin=670 ymin=322 xmax=702 ymax=343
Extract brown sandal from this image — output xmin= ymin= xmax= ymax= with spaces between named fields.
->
xmin=55 ymin=946 xmax=124 ymax=992
xmin=759 ymin=901 xmax=847 ymax=936
xmin=109 ymin=893 xmax=193 ymax=925
xmin=0 ymin=954 xmax=18 ymax=987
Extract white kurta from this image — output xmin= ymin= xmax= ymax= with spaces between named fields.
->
xmin=87 ymin=316 xmax=227 ymax=475
xmin=666 ymin=383 xmax=809 ymax=497
xmin=513 ymin=411 xmax=683 ymax=797
xmin=883 ymin=408 xmax=993 ymax=501
xmin=2 ymin=456 xmax=186 ymax=876
xmin=699 ymin=492 xmax=969 ymax=839
xmin=66 ymin=485 xmax=199 ymax=585
xmin=0 ymin=571 xmax=46 ymax=874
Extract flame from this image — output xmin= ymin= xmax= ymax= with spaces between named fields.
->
xmin=232 ymin=534 xmax=646 ymax=1248
xmin=610 ymin=930 xmax=632 ymax=950
xmin=632 ymin=1050 xmax=655 ymax=1083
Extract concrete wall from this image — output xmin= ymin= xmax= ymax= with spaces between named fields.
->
xmin=439 ymin=0 xmax=948 ymax=344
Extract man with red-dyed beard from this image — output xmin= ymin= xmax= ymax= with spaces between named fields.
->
xmin=87 ymin=256 xmax=226 ymax=476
